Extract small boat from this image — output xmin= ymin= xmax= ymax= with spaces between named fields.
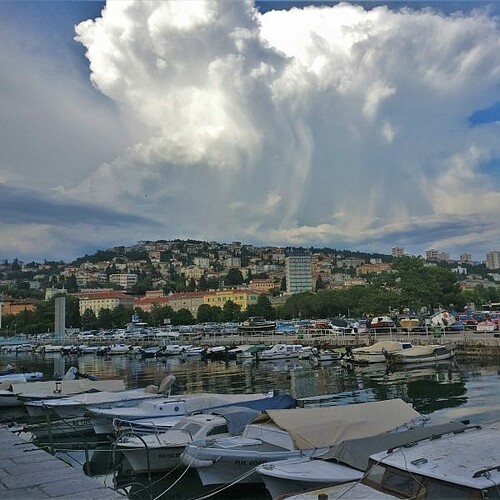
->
xmin=0 ymin=371 xmax=44 ymax=382
xmin=346 ymin=340 xmax=413 ymax=364
xmin=257 ymin=344 xmax=308 ymax=361
xmin=238 ymin=316 xmax=276 ymax=334
xmin=108 ymin=343 xmax=133 ymax=355
xmin=202 ymin=346 xmax=238 ymax=362
xmin=156 ymin=344 xmax=186 ymax=356
xmin=139 ymin=346 xmax=162 ymax=358
xmin=117 ymin=406 xmax=262 ymax=473
xmin=256 ymin=421 xmax=466 ymax=500
xmin=181 ymin=399 xmax=421 ymax=486
xmin=388 ymin=343 xmax=455 ymax=365
xmin=88 ymin=391 xmax=277 ymax=435
xmin=399 ymin=317 xmax=421 ymax=330
xmin=183 ymin=346 xmax=205 ymax=357
xmin=284 ymin=422 xmax=500 ymax=500
xmin=476 ymin=319 xmax=497 ymax=332
xmin=368 ymin=316 xmax=395 ymax=331
xmin=429 ymin=310 xmax=456 ymax=328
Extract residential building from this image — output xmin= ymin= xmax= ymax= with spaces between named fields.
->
xmin=356 ymin=262 xmax=391 ymax=276
xmin=78 ymin=291 xmax=134 ymax=317
xmin=225 ymin=257 xmax=241 ymax=269
xmin=460 ymin=253 xmax=472 ymax=264
xmin=1 ymin=297 xmax=38 ymax=315
xmin=248 ymin=278 xmax=276 ymax=293
xmin=486 ymin=251 xmax=500 ymax=270
xmin=285 ymin=250 xmax=313 ymax=294
xmin=426 ymin=248 xmax=439 ymax=261
xmin=391 ymin=247 xmax=405 ymax=258
xmin=109 ymin=273 xmax=139 ymax=289
xmin=193 ymin=257 xmax=211 ymax=269
xmin=203 ymin=288 xmax=261 ymax=311
xmin=166 ymin=292 xmax=206 ymax=316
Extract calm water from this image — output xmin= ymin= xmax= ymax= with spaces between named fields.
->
xmin=1 ymin=351 xmax=500 ymax=499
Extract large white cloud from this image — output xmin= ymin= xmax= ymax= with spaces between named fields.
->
xmin=5 ymin=0 xmax=500 ymax=260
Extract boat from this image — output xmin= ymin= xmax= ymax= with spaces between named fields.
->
xmin=138 ymin=346 xmax=162 ymax=358
xmin=201 ymin=345 xmax=238 ymax=362
xmin=116 ymin=395 xmax=296 ymax=474
xmin=284 ymin=422 xmax=500 ymax=500
xmin=0 ymin=371 xmax=44 ymax=382
xmin=88 ymin=391 xmax=279 ymax=435
xmin=257 ymin=344 xmax=309 ymax=361
xmin=476 ymin=318 xmax=497 ymax=332
xmin=399 ymin=317 xmax=421 ymax=330
xmin=345 ymin=340 xmax=413 ymax=364
xmin=238 ymin=316 xmax=276 ymax=334
xmin=367 ymin=316 xmax=395 ymax=331
xmin=429 ymin=310 xmax=456 ymax=328
xmin=24 ymin=375 xmax=177 ymax=420
xmin=181 ymin=399 xmax=422 ymax=486
xmin=310 ymin=349 xmax=342 ymax=363
xmin=256 ymin=421 xmax=467 ymax=500
xmin=183 ymin=346 xmax=205 ymax=357
xmin=108 ymin=343 xmax=133 ymax=355
xmin=388 ymin=343 xmax=455 ymax=365
xmin=155 ymin=344 xmax=186 ymax=356
xmin=117 ymin=406 xmax=262 ymax=474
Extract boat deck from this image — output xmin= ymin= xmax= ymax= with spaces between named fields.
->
xmin=0 ymin=426 xmax=124 ymax=499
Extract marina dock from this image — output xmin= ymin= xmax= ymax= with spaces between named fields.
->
xmin=0 ymin=426 xmax=123 ymax=499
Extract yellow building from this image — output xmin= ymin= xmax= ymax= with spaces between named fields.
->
xmin=77 ymin=291 xmax=134 ymax=317
xmin=204 ymin=288 xmax=261 ymax=311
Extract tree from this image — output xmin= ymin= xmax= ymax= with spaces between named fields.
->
xmin=225 ymin=268 xmax=243 ymax=286
xmin=98 ymin=308 xmax=114 ymax=329
xmin=66 ymin=274 xmax=78 ymax=293
xmin=197 ymin=304 xmax=213 ymax=323
xmin=187 ymin=278 xmax=196 ymax=292
xmin=246 ymin=294 xmax=274 ymax=320
xmin=81 ymin=309 xmax=98 ymax=331
xmin=198 ymin=275 xmax=208 ymax=291
xmin=315 ymin=276 xmax=325 ymax=290
xmin=173 ymin=308 xmax=195 ymax=325
xmin=222 ymin=300 xmax=241 ymax=322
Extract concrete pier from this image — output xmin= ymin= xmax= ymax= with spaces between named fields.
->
xmin=0 ymin=426 xmax=124 ymax=499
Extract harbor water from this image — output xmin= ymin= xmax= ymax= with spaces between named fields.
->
xmin=1 ymin=351 xmax=500 ymax=499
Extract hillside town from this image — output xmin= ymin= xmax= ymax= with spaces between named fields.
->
xmin=1 ymin=240 xmax=500 ymax=332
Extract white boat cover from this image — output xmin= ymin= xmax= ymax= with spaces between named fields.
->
xmin=353 ymin=341 xmax=407 ymax=354
xmin=259 ymin=399 xmax=421 ymax=450
xmin=12 ymin=379 xmax=126 ymax=398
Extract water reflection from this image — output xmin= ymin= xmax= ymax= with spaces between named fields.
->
xmin=2 ymin=352 xmax=500 ymax=499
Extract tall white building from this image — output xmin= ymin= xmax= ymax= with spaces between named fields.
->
xmin=391 ymin=247 xmax=405 ymax=258
xmin=486 ymin=251 xmax=500 ymax=270
xmin=285 ymin=251 xmax=313 ymax=294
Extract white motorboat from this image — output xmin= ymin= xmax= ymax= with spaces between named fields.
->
xmin=257 ymin=344 xmax=309 ymax=361
xmin=117 ymin=406 xmax=262 ymax=473
xmin=0 ymin=371 xmax=44 ymax=383
xmin=88 ymin=391 xmax=277 ymax=435
xmin=429 ymin=309 xmax=456 ymax=328
xmin=181 ymin=399 xmax=422 ymax=486
xmin=112 ymin=394 xmax=296 ymax=435
xmin=24 ymin=375 xmax=176 ymax=420
xmin=388 ymin=343 xmax=455 ymax=365
xmin=284 ymin=422 xmax=500 ymax=500
xmin=346 ymin=340 xmax=413 ymax=364
xmin=256 ymin=421 xmax=466 ymax=499
xmin=183 ymin=346 xmax=205 ymax=357
xmin=108 ymin=343 xmax=133 ymax=355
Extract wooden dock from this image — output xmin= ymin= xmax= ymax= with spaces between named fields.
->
xmin=0 ymin=426 xmax=124 ymax=499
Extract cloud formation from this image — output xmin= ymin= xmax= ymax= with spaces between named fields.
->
xmin=2 ymin=1 xmax=500 ymax=260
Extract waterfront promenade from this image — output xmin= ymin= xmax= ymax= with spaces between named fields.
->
xmin=0 ymin=426 xmax=123 ymax=499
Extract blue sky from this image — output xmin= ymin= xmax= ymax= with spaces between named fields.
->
xmin=0 ymin=0 xmax=499 ymax=263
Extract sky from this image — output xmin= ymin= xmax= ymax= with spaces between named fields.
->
xmin=1 ymin=0 xmax=500 ymax=263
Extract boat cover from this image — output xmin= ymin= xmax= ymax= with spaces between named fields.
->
xmin=259 ymin=399 xmax=421 ymax=450
xmin=353 ymin=341 xmax=408 ymax=353
xmin=395 ymin=343 xmax=455 ymax=358
xmin=12 ymin=379 xmax=126 ymax=397
xmin=318 ymin=421 xmax=467 ymax=470
xmin=210 ymin=406 xmax=261 ymax=434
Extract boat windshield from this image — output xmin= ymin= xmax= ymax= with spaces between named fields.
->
xmin=365 ymin=461 xmax=491 ymax=499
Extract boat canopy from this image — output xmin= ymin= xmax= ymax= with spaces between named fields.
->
xmin=353 ymin=341 xmax=408 ymax=353
xmin=257 ymin=399 xmax=421 ymax=450
xmin=318 ymin=421 xmax=466 ymax=470
xmin=210 ymin=406 xmax=261 ymax=435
